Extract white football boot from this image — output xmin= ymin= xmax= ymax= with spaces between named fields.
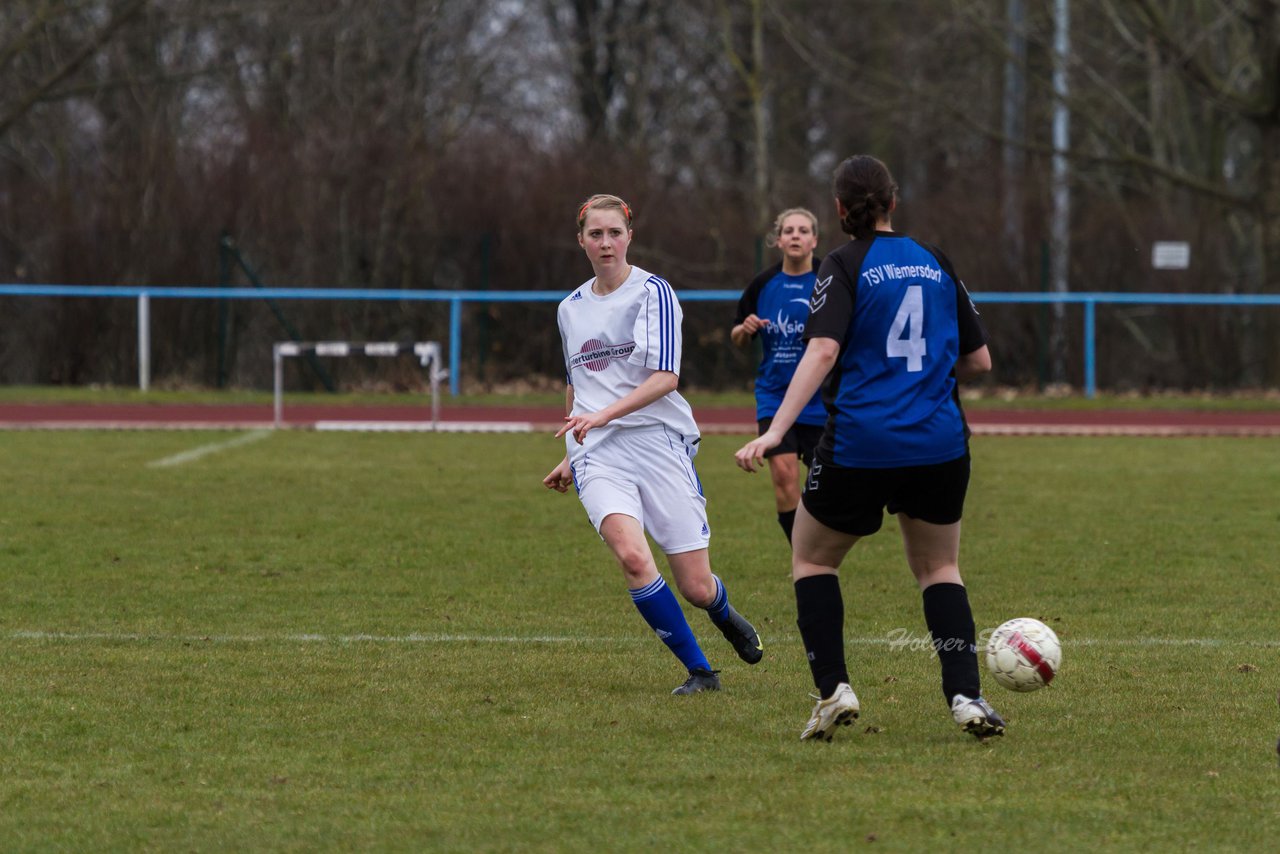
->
xmin=800 ymin=682 xmax=860 ymax=742
xmin=950 ymin=694 xmax=1006 ymax=739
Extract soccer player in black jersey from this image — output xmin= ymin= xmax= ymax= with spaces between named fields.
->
xmin=730 ymin=208 xmax=826 ymax=544
xmin=734 ymin=156 xmax=1003 ymax=741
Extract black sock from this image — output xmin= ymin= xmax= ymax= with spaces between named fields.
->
xmin=773 ymin=512 xmax=793 ymax=545
xmin=794 ymin=574 xmax=847 ymax=699
xmin=777 ymin=509 xmax=796 ymax=543
xmin=921 ymin=582 xmax=981 ymax=704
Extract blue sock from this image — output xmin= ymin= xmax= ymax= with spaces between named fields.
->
xmin=705 ymin=574 xmax=730 ymax=623
xmin=630 ymin=576 xmax=711 ymax=672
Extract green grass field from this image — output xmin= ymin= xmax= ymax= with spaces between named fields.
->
xmin=0 ymin=429 xmax=1277 ymax=850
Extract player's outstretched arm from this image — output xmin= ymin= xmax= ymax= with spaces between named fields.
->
xmin=734 ymin=337 xmax=838 ymax=472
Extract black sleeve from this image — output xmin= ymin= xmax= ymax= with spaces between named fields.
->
xmin=955 ymin=281 xmax=988 ymax=355
xmin=803 ymin=251 xmax=859 ymax=344
xmin=919 ymin=241 xmax=988 ymax=355
xmin=734 ymin=262 xmax=782 ymax=327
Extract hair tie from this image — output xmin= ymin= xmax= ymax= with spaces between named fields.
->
xmin=578 ymin=198 xmax=633 ymax=224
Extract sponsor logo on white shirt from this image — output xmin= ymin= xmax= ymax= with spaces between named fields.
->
xmin=570 ymin=338 xmax=636 ymax=371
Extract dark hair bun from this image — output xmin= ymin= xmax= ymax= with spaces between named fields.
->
xmin=832 ymin=156 xmax=897 ymax=239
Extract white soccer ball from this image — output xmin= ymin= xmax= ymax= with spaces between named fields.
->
xmin=985 ymin=617 xmax=1061 ymax=692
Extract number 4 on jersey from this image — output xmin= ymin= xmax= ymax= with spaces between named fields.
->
xmin=886 ymin=285 xmax=926 ymax=372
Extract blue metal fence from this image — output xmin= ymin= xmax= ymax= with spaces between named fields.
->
xmin=4 ymin=284 xmax=1280 ymax=398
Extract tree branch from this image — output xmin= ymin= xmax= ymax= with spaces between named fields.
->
xmin=0 ymin=0 xmax=151 ymax=138
xmin=769 ymin=0 xmax=1251 ymax=208
xmin=1131 ymin=0 xmax=1274 ymax=119
xmin=0 ymin=0 xmax=70 ymax=76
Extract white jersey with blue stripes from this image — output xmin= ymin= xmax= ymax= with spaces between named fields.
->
xmin=557 ymin=265 xmax=700 ymax=461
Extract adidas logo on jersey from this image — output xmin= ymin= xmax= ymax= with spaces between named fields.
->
xmin=569 ymin=290 xmax=584 ymax=301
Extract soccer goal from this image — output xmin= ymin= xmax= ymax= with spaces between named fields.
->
xmin=272 ymin=341 xmax=449 ymax=429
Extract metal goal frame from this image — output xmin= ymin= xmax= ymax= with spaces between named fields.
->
xmin=272 ymin=341 xmax=448 ymax=428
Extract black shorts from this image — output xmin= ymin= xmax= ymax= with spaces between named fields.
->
xmin=757 ymin=418 xmax=824 ymax=466
xmin=800 ymin=451 xmax=970 ymax=536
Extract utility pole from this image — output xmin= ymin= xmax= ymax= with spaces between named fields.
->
xmin=1002 ymin=0 xmax=1027 ymax=285
xmin=1050 ymin=0 xmax=1071 ymax=386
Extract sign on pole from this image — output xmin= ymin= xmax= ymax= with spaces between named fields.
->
xmin=1152 ymin=241 xmax=1191 ymax=270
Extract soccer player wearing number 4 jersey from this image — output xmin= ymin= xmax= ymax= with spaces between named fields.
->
xmin=543 ymin=194 xmax=763 ymax=697
xmin=734 ymin=156 xmax=1003 ymax=741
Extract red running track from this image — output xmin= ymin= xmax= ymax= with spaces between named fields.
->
xmin=1 ymin=401 xmax=1279 ymax=436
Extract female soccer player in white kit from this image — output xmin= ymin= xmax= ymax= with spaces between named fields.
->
xmin=543 ymin=194 xmax=763 ymax=695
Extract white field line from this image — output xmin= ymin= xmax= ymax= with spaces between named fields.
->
xmin=6 ymin=629 xmax=1278 ymax=648
xmin=146 ymin=429 xmax=272 ymax=468
xmin=314 ymin=421 xmax=535 ymax=433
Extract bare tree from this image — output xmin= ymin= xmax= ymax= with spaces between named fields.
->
xmin=0 ymin=0 xmax=151 ymax=137
xmin=2 ymin=0 xmax=1278 ymax=390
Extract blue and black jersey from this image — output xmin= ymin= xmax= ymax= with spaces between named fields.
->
xmin=734 ymin=259 xmax=827 ymax=425
xmin=804 ymin=233 xmax=987 ymax=468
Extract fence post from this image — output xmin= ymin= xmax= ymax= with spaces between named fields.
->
xmin=138 ymin=293 xmax=151 ymax=392
xmin=217 ymin=232 xmax=232 ymax=388
xmin=273 ymin=344 xmax=284 ymax=428
xmin=449 ymin=296 xmax=462 ymax=396
xmin=1083 ymin=298 xmax=1096 ymax=399
xmin=224 ymin=237 xmax=336 ymax=392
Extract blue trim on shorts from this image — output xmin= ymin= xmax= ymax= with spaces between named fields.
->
xmin=661 ymin=426 xmax=704 ymax=496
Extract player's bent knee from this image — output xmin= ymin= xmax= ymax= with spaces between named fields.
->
xmin=607 ymin=539 xmax=655 ymax=579
xmin=674 ymin=576 xmax=715 ymax=607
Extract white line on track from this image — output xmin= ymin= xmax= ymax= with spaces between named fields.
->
xmin=146 ymin=429 xmax=272 ymax=468
xmin=7 ymin=630 xmax=1278 ymax=648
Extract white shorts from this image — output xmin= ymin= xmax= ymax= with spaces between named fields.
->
xmin=571 ymin=426 xmax=709 ymax=554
